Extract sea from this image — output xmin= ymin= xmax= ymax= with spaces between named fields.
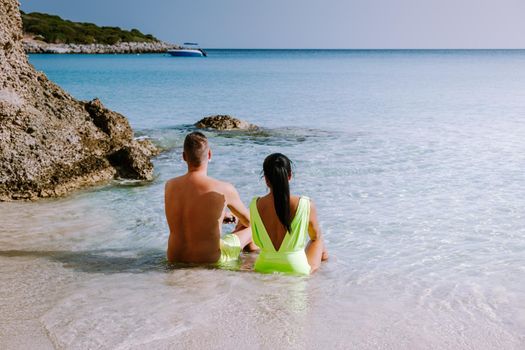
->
xmin=1 ymin=50 xmax=524 ymax=349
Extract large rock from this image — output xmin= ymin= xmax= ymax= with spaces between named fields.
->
xmin=195 ymin=115 xmax=258 ymax=131
xmin=0 ymin=1 xmax=159 ymax=201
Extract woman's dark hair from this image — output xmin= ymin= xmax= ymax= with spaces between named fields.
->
xmin=263 ymin=153 xmax=293 ymax=232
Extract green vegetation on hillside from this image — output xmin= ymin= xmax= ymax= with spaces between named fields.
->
xmin=21 ymin=11 xmax=159 ymax=45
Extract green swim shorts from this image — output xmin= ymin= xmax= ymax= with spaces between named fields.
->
xmin=218 ymin=233 xmax=241 ymax=263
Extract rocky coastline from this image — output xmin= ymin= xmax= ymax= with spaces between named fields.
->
xmin=23 ymin=38 xmax=179 ymax=54
xmin=0 ymin=0 xmax=159 ymax=201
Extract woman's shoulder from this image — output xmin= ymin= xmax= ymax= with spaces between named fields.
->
xmin=291 ymin=195 xmax=311 ymax=202
xmin=290 ymin=195 xmax=311 ymax=211
xmin=250 ymin=195 xmax=273 ymax=207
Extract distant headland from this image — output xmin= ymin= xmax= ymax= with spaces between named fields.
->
xmin=21 ymin=11 xmax=178 ymax=54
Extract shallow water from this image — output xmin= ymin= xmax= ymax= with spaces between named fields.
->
xmin=1 ymin=50 xmax=525 ymax=349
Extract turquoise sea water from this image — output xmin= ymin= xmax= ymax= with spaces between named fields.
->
xmin=1 ymin=50 xmax=525 ymax=349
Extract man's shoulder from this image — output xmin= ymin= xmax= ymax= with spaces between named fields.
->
xmin=165 ymin=175 xmax=186 ymax=189
xmin=165 ymin=174 xmax=237 ymax=196
xmin=207 ymin=177 xmax=235 ymax=193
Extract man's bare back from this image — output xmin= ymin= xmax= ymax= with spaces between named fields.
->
xmin=165 ymin=173 xmax=250 ymax=263
xmin=164 ymin=132 xmax=252 ymax=264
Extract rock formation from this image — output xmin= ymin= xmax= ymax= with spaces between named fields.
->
xmin=195 ymin=115 xmax=258 ymax=131
xmin=0 ymin=0 xmax=158 ymax=201
xmin=23 ymin=39 xmax=178 ymax=54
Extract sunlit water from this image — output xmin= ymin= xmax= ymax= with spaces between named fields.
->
xmin=1 ymin=50 xmax=525 ymax=349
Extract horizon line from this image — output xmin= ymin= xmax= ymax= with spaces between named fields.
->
xmin=198 ymin=47 xmax=525 ymax=50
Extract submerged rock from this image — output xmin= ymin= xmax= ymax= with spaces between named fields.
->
xmin=195 ymin=115 xmax=258 ymax=131
xmin=0 ymin=1 xmax=159 ymax=201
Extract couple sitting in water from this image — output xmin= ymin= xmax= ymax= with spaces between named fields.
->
xmin=164 ymin=132 xmax=328 ymax=275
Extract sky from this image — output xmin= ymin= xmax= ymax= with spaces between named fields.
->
xmin=19 ymin=0 xmax=525 ymax=49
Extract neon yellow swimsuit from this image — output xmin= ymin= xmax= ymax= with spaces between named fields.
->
xmin=218 ymin=233 xmax=241 ymax=264
xmin=250 ymin=196 xmax=311 ymax=275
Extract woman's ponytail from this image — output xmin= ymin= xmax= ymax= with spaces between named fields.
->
xmin=263 ymin=153 xmax=293 ymax=232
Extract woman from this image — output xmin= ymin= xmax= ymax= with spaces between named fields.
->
xmin=250 ymin=153 xmax=328 ymax=275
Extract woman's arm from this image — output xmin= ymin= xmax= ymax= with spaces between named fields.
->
xmin=308 ymin=200 xmax=322 ymax=241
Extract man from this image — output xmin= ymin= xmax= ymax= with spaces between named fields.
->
xmin=165 ymin=131 xmax=254 ymax=264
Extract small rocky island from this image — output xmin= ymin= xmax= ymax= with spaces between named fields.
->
xmin=0 ymin=0 xmax=158 ymax=201
xmin=195 ymin=115 xmax=258 ymax=131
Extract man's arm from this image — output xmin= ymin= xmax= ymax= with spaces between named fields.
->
xmin=164 ymin=180 xmax=176 ymax=262
xmin=222 ymin=211 xmax=237 ymax=224
xmin=224 ymin=183 xmax=250 ymax=227
xmin=164 ymin=181 xmax=172 ymax=228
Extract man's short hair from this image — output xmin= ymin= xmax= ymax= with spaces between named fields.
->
xmin=183 ymin=131 xmax=209 ymax=165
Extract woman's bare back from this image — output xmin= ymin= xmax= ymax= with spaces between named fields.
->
xmin=255 ymin=194 xmax=301 ymax=251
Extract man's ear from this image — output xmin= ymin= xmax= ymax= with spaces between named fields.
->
xmin=288 ymin=171 xmax=292 ymax=181
xmin=182 ymin=151 xmax=187 ymax=162
xmin=208 ymin=148 xmax=212 ymax=161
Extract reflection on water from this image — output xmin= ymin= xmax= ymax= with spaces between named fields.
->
xmin=0 ymin=247 xmax=262 ymax=277
xmin=0 ymin=249 xmax=166 ymax=274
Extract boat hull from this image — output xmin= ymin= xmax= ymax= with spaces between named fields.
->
xmin=167 ymin=49 xmax=204 ymax=57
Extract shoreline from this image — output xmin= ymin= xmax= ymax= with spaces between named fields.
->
xmin=23 ymin=39 xmax=179 ymax=54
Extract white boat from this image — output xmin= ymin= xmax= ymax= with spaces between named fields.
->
xmin=167 ymin=43 xmax=207 ymax=57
